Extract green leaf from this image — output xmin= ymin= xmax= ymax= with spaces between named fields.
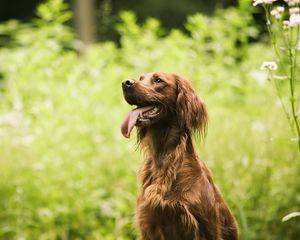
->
xmin=282 ymin=212 xmax=300 ymax=222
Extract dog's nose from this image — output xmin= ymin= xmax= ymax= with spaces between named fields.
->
xmin=122 ymin=79 xmax=135 ymax=88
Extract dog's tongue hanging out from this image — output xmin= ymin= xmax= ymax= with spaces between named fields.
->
xmin=121 ymin=106 xmax=153 ymax=138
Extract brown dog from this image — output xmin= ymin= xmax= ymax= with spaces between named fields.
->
xmin=121 ymin=72 xmax=238 ymax=240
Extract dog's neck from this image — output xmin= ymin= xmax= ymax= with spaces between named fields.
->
xmin=139 ymin=122 xmax=196 ymax=168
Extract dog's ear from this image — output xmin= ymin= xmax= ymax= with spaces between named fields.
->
xmin=174 ymin=74 xmax=208 ymax=135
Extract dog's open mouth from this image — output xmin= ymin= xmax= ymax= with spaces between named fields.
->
xmin=121 ymin=105 xmax=161 ymax=138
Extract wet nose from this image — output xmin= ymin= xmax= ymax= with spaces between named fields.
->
xmin=122 ymin=79 xmax=135 ymax=89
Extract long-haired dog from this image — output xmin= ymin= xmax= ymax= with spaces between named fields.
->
xmin=121 ymin=72 xmax=238 ymax=240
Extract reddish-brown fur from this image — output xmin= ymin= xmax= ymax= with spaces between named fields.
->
xmin=122 ymin=72 xmax=238 ymax=240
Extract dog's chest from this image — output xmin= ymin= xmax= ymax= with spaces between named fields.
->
xmin=137 ymin=200 xmax=199 ymax=239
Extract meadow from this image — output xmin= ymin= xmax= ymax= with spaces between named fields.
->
xmin=0 ymin=1 xmax=299 ymax=239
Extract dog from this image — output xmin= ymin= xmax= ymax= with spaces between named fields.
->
xmin=121 ymin=72 xmax=238 ymax=240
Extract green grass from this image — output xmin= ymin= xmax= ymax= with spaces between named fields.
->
xmin=0 ymin=1 xmax=299 ymax=239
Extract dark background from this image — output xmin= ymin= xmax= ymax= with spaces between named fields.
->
xmin=0 ymin=0 xmax=238 ymax=42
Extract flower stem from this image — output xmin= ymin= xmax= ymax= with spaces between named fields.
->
xmin=264 ymin=4 xmax=300 ymax=152
xmin=263 ymin=6 xmax=292 ymax=124
xmin=289 ymin=26 xmax=300 ymax=151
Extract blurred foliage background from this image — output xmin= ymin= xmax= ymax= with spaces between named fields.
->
xmin=0 ymin=0 xmax=299 ymax=239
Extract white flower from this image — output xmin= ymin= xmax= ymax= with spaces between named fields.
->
xmin=253 ymin=0 xmax=277 ymax=6
xmin=283 ymin=20 xmax=290 ymax=29
xmin=277 ymin=6 xmax=285 ymax=12
xmin=289 ymin=7 xmax=300 ymax=14
xmin=284 ymin=0 xmax=300 ymax=6
xmin=270 ymin=9 xmax=277 ymax=15
xmin=261 ymin=61 xmax=278 ymax=71
xmin=284 ymin=0 xmax=300 ymax=7
xmin=281 ymin=12 xmax=300 ymax=28
xmin=270 ymin=6 xmax=285 ymax=19
xmin=275 ymin=13 xmax=282 ymax=19
xmin=271 ymin=9 xmax=282 ymax=19
xmin=253 ymin=0 xmax=263 ymax=6
xmin=289 ymin=13 xmax=300 ymax=27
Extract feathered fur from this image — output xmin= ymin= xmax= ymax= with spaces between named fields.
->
xmin=122 ymin=72 xmax=238 ymax=240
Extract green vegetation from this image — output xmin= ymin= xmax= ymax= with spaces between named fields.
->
xmin=0 ymin=0 xmax=299 ymax=239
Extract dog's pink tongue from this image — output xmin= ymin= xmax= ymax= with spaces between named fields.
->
xmin=121 ymin=106 xmax=152 ymax=138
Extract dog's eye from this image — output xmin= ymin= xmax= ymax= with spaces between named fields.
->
xmin=154 ymin=78 xmax=164 ymax=84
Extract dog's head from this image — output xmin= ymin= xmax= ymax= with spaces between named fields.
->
xmin=121 ymin=71 xmax=208 ymax=138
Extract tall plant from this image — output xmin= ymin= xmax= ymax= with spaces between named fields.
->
xmin=253 ymin=0 xmax=300 ymax=222
xmin=254 ymin=0 xmax=300 ymax=152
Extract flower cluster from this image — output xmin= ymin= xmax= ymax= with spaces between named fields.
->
xmin=284 ymin=0 xmax=300 ymax=6
xmin=283 ymin=20 xmax=290 ymax=29
xmin=289 ymin=7 xmax=300 ymax=14
xmin=289 ymin=12 xmax=300 ymax=27
xmin=271 ymin=6 xmax=285 ymax=19
xmin=281 ymin=11 xmax=300 ymax=28
xmin=270 ymin=5 xmax=300 ymax=28
xmin=253 ymin=0 xmax=300 ymax=28
xmin=260 ymin=61 xmax=278 ymax=71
